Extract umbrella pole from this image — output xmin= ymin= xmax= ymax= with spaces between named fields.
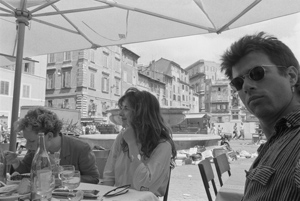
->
xmin=9 ymin=20 xmax=27 ymax=152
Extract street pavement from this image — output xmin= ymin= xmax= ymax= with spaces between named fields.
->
xmin=162 ymin=139 xmax=259 ymax=201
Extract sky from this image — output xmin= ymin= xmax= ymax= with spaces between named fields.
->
xmin=124 ymin=13 xmax=300 ymax=69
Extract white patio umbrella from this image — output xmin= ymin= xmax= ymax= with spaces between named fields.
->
xmin=0 ymin=0 xmax=300 ymax=151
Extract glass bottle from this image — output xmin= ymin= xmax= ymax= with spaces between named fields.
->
xmin=30 ymin=133 xmax=54 ymax=201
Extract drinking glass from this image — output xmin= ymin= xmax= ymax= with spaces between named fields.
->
xmin=62 ymin=170 xmax=81 ymax=199
xmin=59 ymin=165 xmax=75 ymax=181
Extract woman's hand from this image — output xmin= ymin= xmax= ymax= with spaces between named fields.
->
xmin=122 ymin=126 xmax=137 ymax=145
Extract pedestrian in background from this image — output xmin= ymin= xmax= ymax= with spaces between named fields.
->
xmin=237 ymin=122 xmax=245 ymax=140
xmin=232 ymin=123 xmax=238 ymax=139
xmin=210 ymin=123 xmax=216 ymax=135
xmin=221 ymin=31 xmax=300 ymax=200
xmin=217 ymin=125 xmax=223 ymax=135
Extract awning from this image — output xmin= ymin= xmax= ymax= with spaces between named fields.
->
xmin=185 ymin=113 xmax=207 ymax=119
xmin=0 ymin=53 xmax=38 ymax=66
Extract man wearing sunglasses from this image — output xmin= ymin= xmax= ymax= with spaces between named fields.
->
xmin=221 ymin=32 xmax=300 ymax=201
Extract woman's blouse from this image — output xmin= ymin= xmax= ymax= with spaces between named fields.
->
xmin=103 ymin=131 xmax=172 ymax=196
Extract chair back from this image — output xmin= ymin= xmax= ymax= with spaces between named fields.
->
xmin=213 ymin=153 xmax=231 ymax=186
xmin=163 ymin=171 xmax=170 ymax=201
xmin=163 ymin=165 xmax=172 ymax=201
xmin=93 ymin=149 xmax=110 ymax=179
xmin=198 ymin=158 xmax=217 ymax=201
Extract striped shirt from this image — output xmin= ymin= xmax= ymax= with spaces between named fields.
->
xmin=243 ymin=109 xmax=300 ymax=201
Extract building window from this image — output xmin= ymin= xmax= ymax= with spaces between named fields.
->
xmin=90 ymin=50 xmax=95 ymax=62
xmin=62 ymin=70 xmax=71 ymax=88
xmin=23 ymin=63 xmax=34 ymax=74
xmin=22 ymin=85 xmax=30 ymax=98
xmin=173 ymin=94 xmax=176 ymax=101
xmin=178 ymin=95 xmax=181 ymax=101
xmin=218 ymin=117 xmax=222 ymax=123
xmin=182 ymin=95 xmax=185 ymax=101
xmin=63 ymin=99 xmax=70 ymax=109
xmin=0 ymin=81 xmax=9 ymax=95
xmin=102 ymin=75 xmax=109 ymax=93
xmin=232 ymin=111 xmax=239 ymax=119
xmin=90 ymin=72 xmax=95 ymax=88
xmin=123 ymin=71 xmax=127 ymax=82
xmin=103 ymin=52 xmax=109 ymax=67
xmin=115 ymin=78 xmax=120 ymax=95
xmin=48 ymin=53 xmax=55 ymax=63
xmin=114 ymin=57 xmax=121 ymax=72
xmin=64 ymin=51 xmax=71 ymax=61
xmin=47 ymin=72 xmax=55 ymax=89
xmin=48 ymin=100 xmax=53 ymax=107
xmin=24 ymin=63 xmax=30 ymax=73
xmin=182 ymin=85 xmax=184 ymax=90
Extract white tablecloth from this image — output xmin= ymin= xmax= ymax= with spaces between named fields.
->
xmin=53 ymin=183 xmax=159 ymax=201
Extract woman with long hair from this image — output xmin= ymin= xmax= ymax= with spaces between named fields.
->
xmin=102 ymin=87 xmax=176 ymax=197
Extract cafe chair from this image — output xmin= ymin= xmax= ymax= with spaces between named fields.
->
xmin=163 ymin=166 xmax=172 ymax=201
xmin=93 ymin=149 xmax=110 ymax=179
xmin=213 ymin=153 xmax=231 ymax=186
xmin=198 ymin=158 xmax=218 ymax=201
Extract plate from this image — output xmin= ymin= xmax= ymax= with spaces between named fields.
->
xmin=0 ymin=193 xmax=30 ymax=200
xmin=0 ymin=184 xmax=18 ymax=193
xmin=7 ymin=173 xmax=31 ymax=185
xmin=6 ymin=180 xmax=21 ymax=185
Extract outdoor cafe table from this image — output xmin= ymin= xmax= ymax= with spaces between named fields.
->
xmin=52 ymin=182 xmax=160 ymax=201
xmin=215 ymin=162 xmax=252 ymax=201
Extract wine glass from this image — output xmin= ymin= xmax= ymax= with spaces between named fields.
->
xmin=62 ymin=170 xmax=81 ymax=200
xmin=58 ymin=165 xmax=75 ymax=188
xmin=59 ymin=165 xmax=75 ymax=179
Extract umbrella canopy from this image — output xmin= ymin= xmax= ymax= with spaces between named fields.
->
xmin=1 ymin=0 xmax=300 ymax=57
xmin=0 ymin=0 xmax=300 ymax=151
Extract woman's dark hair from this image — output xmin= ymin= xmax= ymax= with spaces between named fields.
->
xmin=16 ymin=107 xmax=63 ymax=137
xmin=118 ymin=87 xmax=177 ymax=160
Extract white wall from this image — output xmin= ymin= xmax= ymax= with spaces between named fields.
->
xmin=0 ymin=55 xmax=47 ymax=128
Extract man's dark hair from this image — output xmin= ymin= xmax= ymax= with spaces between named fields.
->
xmin=220 ymin=32 xmax=299 ymax=88
xmin=16 ymin=107 xmax=63 ymax=136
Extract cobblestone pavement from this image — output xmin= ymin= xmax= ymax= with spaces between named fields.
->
xmin=163 ymin=139 xmax=259 ymax=201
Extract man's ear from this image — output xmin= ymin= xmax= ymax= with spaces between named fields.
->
xmin=287 ymin=66 xmax=298 ymax=86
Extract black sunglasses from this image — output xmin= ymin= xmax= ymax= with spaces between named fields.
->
xmin=103 ymin=184 xmax=131 ymax=198
xmin=230 ymin=65 xmax=287 ymax=91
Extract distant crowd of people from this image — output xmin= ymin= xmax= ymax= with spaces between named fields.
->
xmin=210 ymin=123 xmax=245 ymax=140
xmin=81 ymin=123 xmax=98 ymax=135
